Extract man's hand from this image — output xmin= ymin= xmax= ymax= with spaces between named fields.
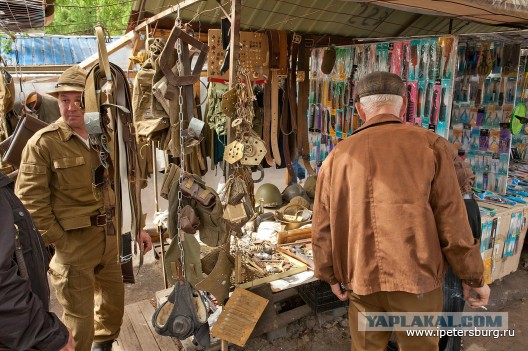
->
xmin=137 ymin=230 xmax=153 ymax=254
xmin=330 ymin=283 xmax=348 ymax=301
xmin=60 ymin=328 xmax=75 ymax=351
xmin=462 ymin=283 xmax=490 ymax=308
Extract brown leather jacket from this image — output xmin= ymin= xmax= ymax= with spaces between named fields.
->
xmin=312 ymin=114 xmax=484 ymax=295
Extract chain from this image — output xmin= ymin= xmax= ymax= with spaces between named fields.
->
xmin=175 ymin=12 xmax=186 ymax=279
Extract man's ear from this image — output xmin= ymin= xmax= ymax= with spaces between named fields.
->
xmin=355 ymin=102 xmax=366 ymax=122
xmin=399 ymin=95 xmax=408 ymax=118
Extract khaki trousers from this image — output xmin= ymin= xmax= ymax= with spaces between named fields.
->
xmin=49 ymin=225 xmax=124 ymax=351
xmin=348 ymin=288 xmax=442 ymax=351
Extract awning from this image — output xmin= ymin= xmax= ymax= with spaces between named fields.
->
xmin=353 ymin=0 xmax=528 ymax=27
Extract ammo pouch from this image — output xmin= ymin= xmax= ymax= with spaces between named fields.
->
xmin=180 ymin=176 xmax=215 ymax=208
xmin=167 ymin=164 xmax=228 ymax=247
xmin=164 ymin=236 xmax=234 ymax=304
xmin=152 ymin=280 xmax=210 ymax=349
xmin=195 ymin=248 xmax=234 ymax=304
xmin=179 ymin=205 xmax=200 ymax=234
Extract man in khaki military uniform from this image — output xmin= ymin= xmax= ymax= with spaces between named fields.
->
xmin=16 ymin=65 xmax=152 ymax=351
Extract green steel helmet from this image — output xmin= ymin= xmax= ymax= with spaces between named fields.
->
xmin=303 ymin=175 xmax=317 ymax=198
xmin=282 ymin=183 xmax=309 ymax=203
xmin=255 ymin=183 xmax=282 ymax=208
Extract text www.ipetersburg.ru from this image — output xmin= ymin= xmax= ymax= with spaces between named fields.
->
xmin=406 ymin=327 xmax=516 ymax=339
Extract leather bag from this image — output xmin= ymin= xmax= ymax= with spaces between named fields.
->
xmin=179 ymin=205 xmax=200 ymax=234
xmin=1 ymin=114 xmax=48 ymax=168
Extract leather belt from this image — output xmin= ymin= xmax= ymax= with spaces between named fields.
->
xmin=90 ymin=214 xmax=111 ymax=228
xmin=295 ymin=37 xmax=316 ymax=176
xmin=263 ymin=74 xmax=274 ymax=166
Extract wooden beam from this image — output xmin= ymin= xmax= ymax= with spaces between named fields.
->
xmin=228 ymin=0 xmax=241 ymax=90
xmin=79 ymin=30 xmax=137 ymax=69
xmin=134 ymin=0 xmax=204 ymax=32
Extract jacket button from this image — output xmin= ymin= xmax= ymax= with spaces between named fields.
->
xmin=19 ymin=211 xmax=24 ymax=216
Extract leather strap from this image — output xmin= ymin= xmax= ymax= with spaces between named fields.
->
xmin=158 ymin=25 xmax=208 ymax=101
xmin=270 ymin=70 xmax=281 ymax=165
xmin=296 ymin=38 xmax=316 ymax=176
xmin=262 ymin=80 xmax=274 ymax=166
xmin=86 ymin=33 xmax=144 ymax=273
xmin=288 ymin=34 xmax=300 ymax=133
xmin=281 ymin=84 xmax=295 ymax=178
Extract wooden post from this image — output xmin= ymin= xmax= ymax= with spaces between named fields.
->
xmin=228 ymin=0 xmax=242 ymax=288
xmin=152 ymin=141 xmax=168 ymax=289
xmin=228 ymin=0 xmax=241 ymax=90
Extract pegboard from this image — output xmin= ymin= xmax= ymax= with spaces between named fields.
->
xmin=208 ymin=29 xmax=269 ymax=84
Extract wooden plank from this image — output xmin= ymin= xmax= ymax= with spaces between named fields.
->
xmin=211 ymin=288 xmax=268 ymax=347
xmin=275 ymin=304 xmax=313 ymax=327
xmin=126 ymin=302 xmax=161 ymax=351
xmin=228 ymin=0 xmax=241 ymax=90
xmin=116 ymin=307 xmax=142 ymax=351
xmin=137 ymin=300 xmax=182 ymax=350
xmin=134 ymin=0 xmax=203 ymax=32
xmin=79 ymin=30 xmax=137 ymax=69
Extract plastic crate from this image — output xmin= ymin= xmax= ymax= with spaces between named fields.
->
xmin=297 ymin=280 xmax=348 ymax=313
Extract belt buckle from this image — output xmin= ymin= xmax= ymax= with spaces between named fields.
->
xmin=292 ymin=34 xmax=302 ymax=44
xmin=96 ymin=214 xmax=107 ymax=226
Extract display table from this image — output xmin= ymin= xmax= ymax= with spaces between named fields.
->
xmin=477 ymin=200 xmax=528 ymax=284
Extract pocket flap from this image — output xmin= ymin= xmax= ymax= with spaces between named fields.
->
xmin=20 ymin=163 xmax=47 ymax=174
xmin=53 ymin=156 xmax=85 ymax=169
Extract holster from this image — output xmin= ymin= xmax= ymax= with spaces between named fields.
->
xmin=1 ymin=113 xmax=48 ymax=168
xmin=121 ymin=232 xmax=135 ymax=284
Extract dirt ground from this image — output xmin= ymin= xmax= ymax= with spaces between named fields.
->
xmin=48 ymin=171 xmax=528 ymax=350
xmin=49 ymin=245 xmax=528 ymax=351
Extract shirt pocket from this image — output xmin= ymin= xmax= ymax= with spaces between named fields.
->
xmin=53 ymin=156 xmax=87 ymax=190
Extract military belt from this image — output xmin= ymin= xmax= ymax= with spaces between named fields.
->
xmin=90 ymin=213 xmax=110 ymax=227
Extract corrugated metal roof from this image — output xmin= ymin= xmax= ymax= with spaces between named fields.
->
xmin=0 ymin=35 xmax=120 ymax=66
xmin=130 ymin=0 xmax=517 ymax=39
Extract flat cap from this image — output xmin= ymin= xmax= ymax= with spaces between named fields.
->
xmin=356 ymin=71 xmax=405 ymax=100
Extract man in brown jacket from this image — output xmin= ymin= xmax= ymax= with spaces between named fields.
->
xmin=16 ymin=66 xmax=152 ymax=351
xmin=312 ymin=72 xmax=490 ymax=351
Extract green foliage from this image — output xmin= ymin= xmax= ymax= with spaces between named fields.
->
xmin=46 ymin=0 xmax=133 ymax=36
xmin=0 ymin=37 xmax=14 ymax=56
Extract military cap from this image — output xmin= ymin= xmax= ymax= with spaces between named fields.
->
xmin=356 ymin=72 xmax=405 ymax=100
xmin=47 ymin=65 xmax=87 ymax=97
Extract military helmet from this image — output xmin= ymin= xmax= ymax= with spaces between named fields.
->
xmin=282 ymin=183 xmax=309 ymax=203
xmin=288 ymin=195 xmax=311 ymax=210
xmin=47 ymin=65 xmax=87 ymax=97
xmin=255 ymin=183 xmax=282 ymax=208
xmin=303 ymin=175 xmax=317 ymax=198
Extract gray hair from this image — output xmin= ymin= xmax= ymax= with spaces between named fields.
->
xmin=359 ymin=94 xmax=403 ymax=116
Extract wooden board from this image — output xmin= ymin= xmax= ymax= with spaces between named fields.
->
xmin=115 ymin=301 xmax=183 ymax=351
xmin=210 ymin=288 xmax=268 ymax=347
xmin=207 ymin=29 xmax=269 ymax=84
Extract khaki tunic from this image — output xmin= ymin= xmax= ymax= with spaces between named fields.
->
xmin=16 ymin=117 xmax=104 ymax=245
xmin=16 ymin=117 xmax=124 ymax=350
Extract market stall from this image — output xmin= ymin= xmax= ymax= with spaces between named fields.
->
xmin=3 ymin=1 xmax=528 ymax=350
